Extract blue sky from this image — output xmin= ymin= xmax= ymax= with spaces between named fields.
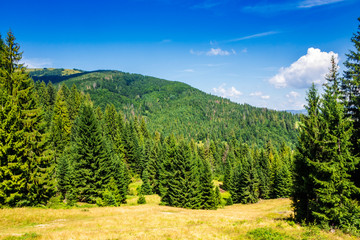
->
xmin=1 ymin=0 xmax=359 ymax=110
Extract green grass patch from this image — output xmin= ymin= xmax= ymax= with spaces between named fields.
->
xmin=3 ymin=233 xmax=40 ymax=240
xmin=247 ymin=227 xmax=294 ymax=240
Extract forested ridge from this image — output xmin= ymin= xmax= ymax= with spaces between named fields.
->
xmin=1 ymin=16 xmax=360 ymax=236
xmin=29 ymin=68 xmax=299 ymax=148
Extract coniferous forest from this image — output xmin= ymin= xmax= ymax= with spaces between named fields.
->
xmin=0 ymin=17 xmax=360 ymax=235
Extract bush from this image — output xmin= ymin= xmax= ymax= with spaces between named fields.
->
xmin=137 ymin=194 xmax=146 ymax=204
xmin=225 ymin=196 xmax=233 ymax=206
xmin=102 ymin=189 xmax=118 ymax=206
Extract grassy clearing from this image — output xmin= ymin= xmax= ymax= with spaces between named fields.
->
xmin=0 ymin=198 xmax=356 ymax=240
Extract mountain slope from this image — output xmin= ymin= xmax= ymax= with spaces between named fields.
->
xmin=30 ymin=68 xmax=299 ymax=148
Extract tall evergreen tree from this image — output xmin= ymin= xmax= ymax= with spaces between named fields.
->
xmin=0 ymin=31 xmax=54 ymax=206
xmin=293 ymin=57 xmax=360 ymax=228
xmin=292 ymin=83 xmax=321 ymax=222
xmin=232 ymin=152 xmax=259 ymax=204
xmin=199 ymin=159 xmax=217 ymax=209
xmin=69 ymin=102 xmax=109 ymax=202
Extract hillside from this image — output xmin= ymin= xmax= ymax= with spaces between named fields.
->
xmin=30 ymin=68 xmax=299 ymax=148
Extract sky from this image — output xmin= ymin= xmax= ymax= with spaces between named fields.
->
xmin=1 ymin=0 xmax=359 ymax=110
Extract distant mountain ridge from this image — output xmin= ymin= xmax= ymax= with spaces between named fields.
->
xmin=29 ymin=68 xmax=299 ymax=148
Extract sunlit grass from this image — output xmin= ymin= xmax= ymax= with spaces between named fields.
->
xmin=0 ymin=198 xmax=356 ymax=240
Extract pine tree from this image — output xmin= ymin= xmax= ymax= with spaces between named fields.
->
xmin=312 ymin=56 xmax=359 ymax=227
xmin=214 ymin=186 xmax=222 ymax=207
xmin=0 ymin=31 xmax=54 ymax=206
xmin=50 ymin=85 xmax=71 ymax=162
xmin=222 ymin=151 xmax=234 ymax=192
xmin=69 ymin=102 xmax=109 ymax=202
xmin=199 ymin=159 xmax=217 ymax=209
xmin=232 ymin=153 xmax=259 ymax=204
xmin=292 ymin=83 xmax=321 ymax=222
xmin=161 ymin=140 xmax=200 ymax=209
xmin=257 ymin=149 xmax=271 ymax=199
xmin=271 ymin=153 xmax=292 ymax=198
xmin=141 ymin=168 xmax=153 ymax=195
xmin=293 ymin=57 xmax=360 ymax=228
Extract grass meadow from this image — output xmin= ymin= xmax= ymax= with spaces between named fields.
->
xmin=0 ymin=196 xmax=357 ymax=240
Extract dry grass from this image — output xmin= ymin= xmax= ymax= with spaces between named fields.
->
xmin=0 ymin=198 xmax=356 ymax=240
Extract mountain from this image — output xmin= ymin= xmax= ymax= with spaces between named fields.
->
xmin=285 ymin=109 xmax=307 ymax=115
xmin=29 ymin=68 xmax=299 ymax=148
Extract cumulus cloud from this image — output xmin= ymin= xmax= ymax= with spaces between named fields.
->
xmin=269 ymin=47 xmax=338 ymax=88
xmin=190 ymin=48 xmax=235 ymax=56
xmin=261 ymin=95 xmax=270 ymax=99
xmin=213 ymin=84 xmax=242 ymax=98
xmin=183 ymin=69 xmax=195 ymax=72
xmin=22 ymin=58 xmax=52 ymax=68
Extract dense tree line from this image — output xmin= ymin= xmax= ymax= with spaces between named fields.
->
xmin=29 ymin=69 xmax=299 ymax=149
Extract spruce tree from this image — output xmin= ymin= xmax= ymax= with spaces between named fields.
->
xmin=141 ymin=168 xmax=153 ymax=195
xmin=232 ymin=153 xmax=259 ymax=204
xmin=292 ymin=83 xmax=321 ymax=222
xmin=293 ymin=57 xmax=360 ymax=228
xmin=0 ymin=31 xmax=54 ymax=206
xmin=69 ymin=102 xmax=109 ymax=202
xmin=199 ymin=159 xmax=217 ymax=209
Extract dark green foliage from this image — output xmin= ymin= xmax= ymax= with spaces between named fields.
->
xmin=271 ymin=153 xmax=292 ymax=198
xmin=293 ymin=57 xmax=360 ymax=230
xmin=341 ymin=17 xmax=360 ymax=197
xmin=222 ymin=153 xmax=234 ymax=192
xmin=56 ymin=155 xmax=71 ymax=199
xmin=69 ymin=103 xmax=109 ymax=202
xmin=225 ymin=196 xmax=233 ymax=206
xmin=161 ymin=140 xmax=202 ymax=209
xmin=214 ymin=186 xmax=222 ymax=207
xmin=29 ymin=69 xmax=299 ymax=149
xmin=0 ymin=31 xmax=55 ymax=207
xmin=137 ymin=192 xmax=146 ymax=204
xmin=199 ymin=160 xmax=217 ymax=209
xmin=141 ymin=169 xmax=153 ymax=195
xmin=256 ymin=149 xmax=271 ymax=199
xmin=102 ymin=189 xmax=117 ymax=207
xmin=232 ymin=152 xmax=259 ymax=204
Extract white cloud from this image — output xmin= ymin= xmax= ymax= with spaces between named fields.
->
xmin=207 ymin=48 xmax=231 ymax=56
xmin=227 ymin=31 xmax=278 ymax=42
xmin=269 ymin=47 xmax=338 ymax=88
xmin=286 ymin=91 xmax=300 ymax=98
xmin=190 ymin=48 xmax=235 ymax=56
xmin=22 ymin=58 xmax=52 ymax=68
xmin=298 ymin=0 xmax=344 ymax=8
xmin=250 ymin=91 xmax=270 ymax=99
xmin=183 ymin=69 xmax=195 ymax=72
xmin=250 ymin=91 xmax=263 ymax=96
xmin=213 ymin=84 xmax=242 ymax=98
